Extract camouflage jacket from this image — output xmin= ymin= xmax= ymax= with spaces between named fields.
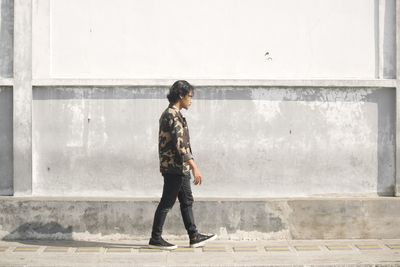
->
xmin=159 ymin=104 xmax=193 ymax=175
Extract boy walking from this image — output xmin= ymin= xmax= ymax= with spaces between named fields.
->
xmin=149 ymin=80 xmax=216 ymax=250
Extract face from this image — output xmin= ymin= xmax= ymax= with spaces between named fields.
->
xmin=180 ymin=91 xmax=193 ymax=110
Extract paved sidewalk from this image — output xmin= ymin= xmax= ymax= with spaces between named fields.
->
xmin=1 ymin=239 xmax=400 ymax=266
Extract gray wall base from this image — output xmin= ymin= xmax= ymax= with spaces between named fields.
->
xmin=0 ymin=197 xmax=399 ymax=240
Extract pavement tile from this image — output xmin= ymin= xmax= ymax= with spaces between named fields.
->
xmin=265 ymin=246 xmax=291 ymax=252
xmin=0 ymin=246 xmax=9 ymax=252
xmin=2 ymin=239 xmax=400 ymax=266
xmin=325 ymin=245 xmax=353 ymax=251
xmin=355 ymin=244 xmax=382 ymax=250
xmin=294 ymin=245 xmax=321 ymax=251
xmin=75 ymin=247 xmax=102 ymax=253
xmin=43 ymin=247 xmax=70 ymax=253
xmin=171 ymin=247 xmax=195 ymax=252
xmin=233 ymin=246 xmax=258 ymax=252
xmin=105 ymin=247 xmax=132 ymax=253
xmin=139 ymin=248 xmax=164 ymax=253
xmin=202 ymin=246 xmax=226 ymax=252
xmin=13 ymin=246 xmax=40 ymax=252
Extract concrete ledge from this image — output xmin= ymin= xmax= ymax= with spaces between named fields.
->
xmin=32 ymin=78 xmax=397 ymax=87
xmin=0 ymin=79 xmax=13 ymax=86
xmin=1 ymin=197 xmax=399 ymax=240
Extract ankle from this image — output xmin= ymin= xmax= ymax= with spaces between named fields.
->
xmin=151 ymin=235 xmax=161 ymax=241
xmin=189 ymin=232 xmax=198 ymax=239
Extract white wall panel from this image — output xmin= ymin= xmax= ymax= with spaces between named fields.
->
xmin=33 ymin=0 xmax=377 ymax=79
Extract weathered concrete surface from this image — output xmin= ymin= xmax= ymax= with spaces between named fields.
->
xmin=396 ymin=0 xmax=400 ymax=197
xmin=13 ymin=0 xmax=32 ymax=195
xmin=32 ymin=86 xmax=395 ymax=197
xmin=0 ymin=0 xmax=13 ymax=78
xmin=381 ymin=0 xmax=396 ymax=78
xmin=377 ymin=0 xmax=397 ymax=79
xmin=0 ymin=87 xmax=13 ymax=195
xmin=0 ymin=197 xmax=399 ymax=240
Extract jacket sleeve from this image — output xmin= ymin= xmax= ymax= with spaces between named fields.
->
xmin=168 ymin=113 xmax=194 ymax=162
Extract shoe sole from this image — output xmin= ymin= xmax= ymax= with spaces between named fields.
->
xmin=190 ymin=234 xmax=218 ymax=248
xmin=148 ymin=244 xmax=178 ymax=250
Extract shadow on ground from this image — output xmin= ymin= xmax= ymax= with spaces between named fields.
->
xmin=2 ymin=222 xmax=148 ymax=248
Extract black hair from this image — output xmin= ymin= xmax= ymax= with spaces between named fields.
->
xmin=167 ymin=80 xmax=194 ymax=104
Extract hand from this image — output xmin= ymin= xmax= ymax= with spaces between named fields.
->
xmin=192 ymin=168 xmax=202 ymax=185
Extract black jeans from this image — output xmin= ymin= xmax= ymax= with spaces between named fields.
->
xmin=151 ymin=173 xmax=198 ymax=239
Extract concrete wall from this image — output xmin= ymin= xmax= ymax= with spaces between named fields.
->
xmin=0 ymin=0 xmax=13 ymax=78
xmin=381 ymin=0 xmax=397 ymax=78
xmin=0 ymin=0 xmax=13 ymax=195
xmin=32 ymin=86 xmax=395 ymax=197
xmin=2 ymin=0 xmax=399 ymax=199
xmin=1 ymin=197 xmax=399 ymax=240
xmin=32 ymin=0 xmax=396 ymax=79
xmin=0 ymin=87 xmax=13 ymax=195
xmin=1 ymin=0 xmax=399 ymax=241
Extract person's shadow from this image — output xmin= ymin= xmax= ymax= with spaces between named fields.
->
xmin=2 ymin=222 xmax=146 ymax=248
